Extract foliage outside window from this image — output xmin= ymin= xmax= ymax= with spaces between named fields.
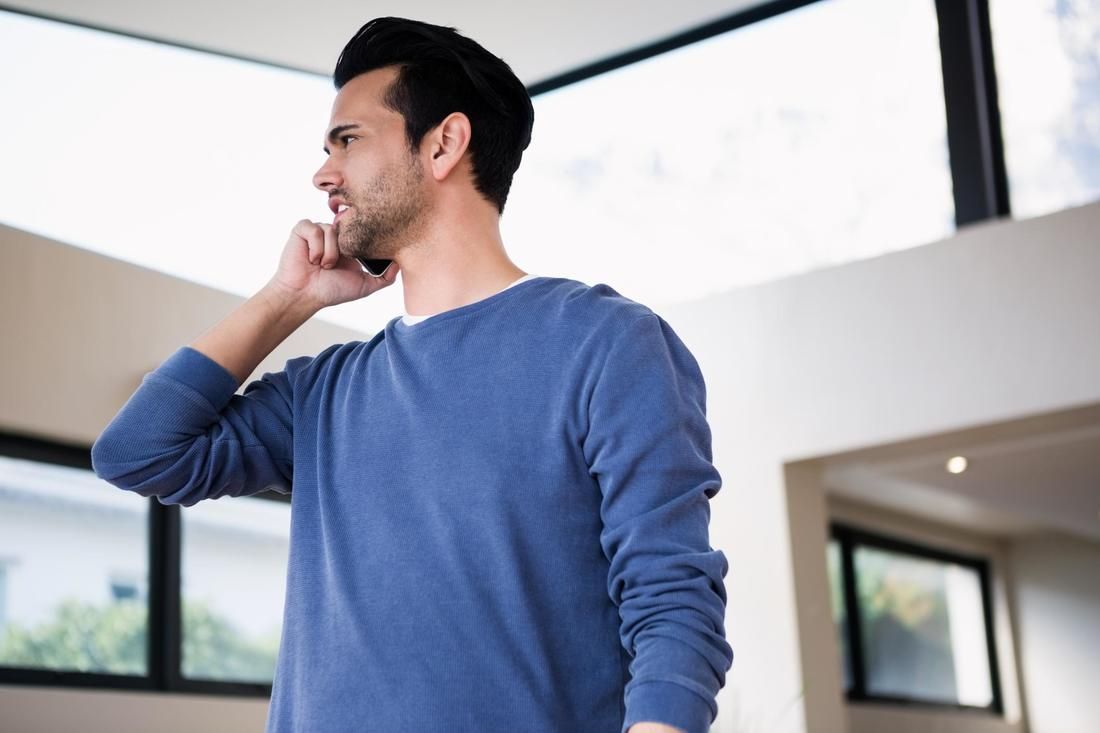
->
xmin=826 ymin=523 xmax=1001 ymax=712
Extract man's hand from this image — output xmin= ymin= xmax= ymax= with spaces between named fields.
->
xmin=627 ymin=723 xmax=686 ymax=733
xmin=266 ymin=219 xmax=399 ymax=311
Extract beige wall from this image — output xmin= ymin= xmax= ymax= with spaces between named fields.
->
xmin=0 ymin=223 xmax=366 ymax=447
xmin=0 ymin=686 xmax=267 ymax=733
xmin=2 ymin=199 xmax=1100 ymax=732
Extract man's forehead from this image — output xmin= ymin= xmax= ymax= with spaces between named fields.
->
xmin=326 ymin=93 xmax=394 ymax=131
xmin=322 ymin=70 xmax=400 ymax=146
xmin=328 ymin=95 xmax=380 ymax=128
xmin=324 ymin=102 xmax=383 ymax=139
xmin=330 ymin=69 xmax=396 ymax=117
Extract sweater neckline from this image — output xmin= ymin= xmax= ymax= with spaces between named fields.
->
xmin=388 ymin=276 xmax=555 ymax=335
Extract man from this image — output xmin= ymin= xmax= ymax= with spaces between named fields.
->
xmin=92 ymin=16 xmax=732 ymax=733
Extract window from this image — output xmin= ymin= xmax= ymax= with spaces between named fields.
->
xmin=0 ymin=433 xmax=292 ymax=694
xmin=180 ymin=497 xmax=291 ymax=683
xmin=109 ymin=574 xmax=146 ymax=603
xmin=989 ymin=0 xmax=1100 ymax=218
xmin=0 ymin=562 xmax=8 ymax=630
xmin=827 ymin=523 xmax=1002 ymax=712
xmin=505 ymin=0 xmax=954 ymax=308
xmin=0 ymin=453 xmax=149 ymax=676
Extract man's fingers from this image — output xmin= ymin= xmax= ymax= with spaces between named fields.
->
xmin=293 ymin=219 xmax=324 ymax=265
xmin=319 ymin=223 xmax=339 ymax=269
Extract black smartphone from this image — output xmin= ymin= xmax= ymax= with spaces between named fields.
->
xmin=355 ymin=257 xmax=393 ymax=278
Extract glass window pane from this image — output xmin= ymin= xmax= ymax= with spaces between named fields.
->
xmin=180 ymin=496 xmax=290 ymax=683
xmin=504 ymin=0 xmax=954 ymax=309
xmin=990 ymin=0 xmax=1100 ymax=218
xmin=826 ymin=539 xmax=853 ymax=691
xmin=0 ymin=455 xmax=148 ymax=675
xmin=854 ymin=545 xmax=993 ymax=706
xmin=0 ymin=565 xmax=7 ymax=630
xmin=0 ymin=10 xmax=349 ymax=323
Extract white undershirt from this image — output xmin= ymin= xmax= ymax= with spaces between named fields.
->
xmin=401 ymin=274 xmax=538 ymax=326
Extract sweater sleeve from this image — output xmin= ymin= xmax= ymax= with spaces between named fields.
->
xmin=91 ymin=346 xmax=306 ymax=507
xmin=583 ymin=313 xmax=733 ymax=733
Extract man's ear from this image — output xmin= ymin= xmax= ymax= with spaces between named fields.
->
xmin=426 ymin=112 xmax=472 ymax=182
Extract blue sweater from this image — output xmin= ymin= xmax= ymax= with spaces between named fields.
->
xmin=91 ymin=275 xmax=733 ymax=733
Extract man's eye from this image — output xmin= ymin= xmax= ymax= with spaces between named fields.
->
xmin=341 ymin=135 xmax=358 ymax=146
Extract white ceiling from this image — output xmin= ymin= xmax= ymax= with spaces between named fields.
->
xmin=1 ymin=0 xmax=765 ymax=84
xmin=822 ymin=404 xmax=1100 ymax=544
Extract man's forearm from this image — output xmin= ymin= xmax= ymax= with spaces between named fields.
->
xmin=628 ymin=723 xmax=685 ymax=733
xmin=189 ymin=284 xmax=319 ymax=386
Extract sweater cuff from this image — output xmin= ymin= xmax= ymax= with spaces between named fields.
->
xmin=156 ymin=346 xmax=241 ymax=409
xmin=622 ymin=680 xmax=714 ymax=733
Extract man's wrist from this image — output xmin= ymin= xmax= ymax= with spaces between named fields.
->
xmin=259 ymin=281 xmax=323 ymax=322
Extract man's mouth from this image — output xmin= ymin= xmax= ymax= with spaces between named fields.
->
xmin=334 ymin=204 xmax=351 ymax=222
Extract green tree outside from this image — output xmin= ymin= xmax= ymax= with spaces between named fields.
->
xmin=0 ymin=598 xmax=279 ymax=683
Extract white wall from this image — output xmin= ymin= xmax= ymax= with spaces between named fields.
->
xmin=1008 ymin=532 xmax=1100 ymax=733
xmin=653 ymin=200 xmax=1100 ymax=733
xmin=2 ymin=200 xmax=1099 ymax=732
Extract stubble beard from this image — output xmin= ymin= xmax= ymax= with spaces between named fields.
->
xmin=337 ymin=154 xmax=428 ymax=262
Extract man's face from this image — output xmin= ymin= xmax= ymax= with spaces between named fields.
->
xmin=313 ymin=67 xmax=430 ymax=262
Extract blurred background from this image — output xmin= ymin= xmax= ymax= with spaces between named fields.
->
xmin=0 ymin=1 xmax=1097 ymax=731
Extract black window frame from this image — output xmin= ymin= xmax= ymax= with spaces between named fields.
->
xmin=0 ymin=431 xmax=288 ymax=698
xmin=0 ymin=0 xmax=1014 ymax=698
xmin=829 ymin=521 xmax=1005 ymax=715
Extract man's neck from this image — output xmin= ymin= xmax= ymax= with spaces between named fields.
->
xmin=396 ymin=226 xmax=527 ymax=318
xmin=399 ymin=263 xmax=529 ymax=317
xmin=393 ymin=197 xmax=527 ymax=317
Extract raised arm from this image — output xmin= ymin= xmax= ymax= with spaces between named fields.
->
xmin=192 ymin=219 xmax=398 ymax=382
xmin=90 ymin=220 xmax=399 ymax=506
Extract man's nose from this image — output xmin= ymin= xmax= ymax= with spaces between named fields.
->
xmin=313 ymin=157 xmax=341 ymax=192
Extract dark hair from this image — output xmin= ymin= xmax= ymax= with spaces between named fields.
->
xmin=333 ymin=17 xmax=534 ymax=215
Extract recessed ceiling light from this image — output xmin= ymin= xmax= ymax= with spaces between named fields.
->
xmin=946 ymin=456 xmax=968 ymax=474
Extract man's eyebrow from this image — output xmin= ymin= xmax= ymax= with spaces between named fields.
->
xmin=323 ymin=123 xmax=362 ymax=155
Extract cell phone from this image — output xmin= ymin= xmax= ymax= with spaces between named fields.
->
xmin=355 ymin=257 xmax=394 ymax=278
